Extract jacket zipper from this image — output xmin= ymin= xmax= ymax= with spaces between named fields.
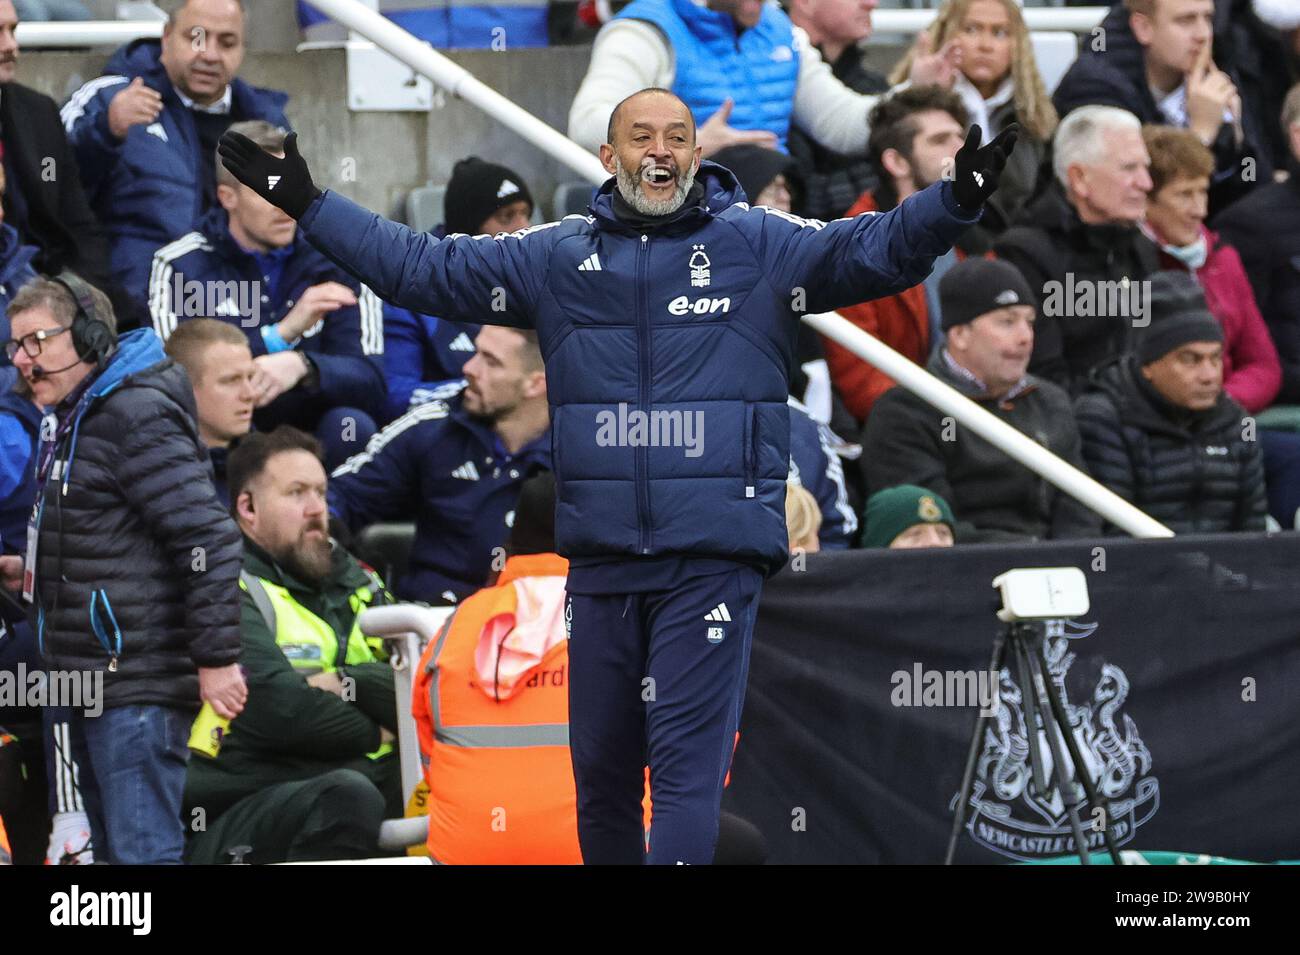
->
xmin=1192 ymin=441 xmax=1206 ymax=531
xmin=90 ymin=589 xmax=123 ymax=672
xmin=636 ymin=234 xmax=652 ymax=554
xmin=100 ymin=590 xmax=123 ymax=672
xmin=337 ymin=596 xmax=352 ymax=672
xmin=743 ymin=404 xmax=756 ymax=498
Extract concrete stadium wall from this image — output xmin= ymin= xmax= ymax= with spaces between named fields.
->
xmin=78 ymin=0 xmax=303 ymax=52
xmin=19 ymin=40 xmax=908 ymax=221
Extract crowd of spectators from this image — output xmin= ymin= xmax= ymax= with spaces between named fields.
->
xmin=1 ymin=0 xmax=1299 ymax=864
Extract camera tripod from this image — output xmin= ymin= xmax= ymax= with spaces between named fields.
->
xmin=944 ymin=620 xmax=1124 ymax=865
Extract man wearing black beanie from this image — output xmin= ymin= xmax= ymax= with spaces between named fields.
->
xmin=443 ymin=157 xmax=535 ymax=237
xmin=379 ymin=157 xmax=536 ymax=424
xmin=864 ymin=257 xmax=1103 ymax=542
xmin=1075 ymin=271 xmax=1268 ymax=534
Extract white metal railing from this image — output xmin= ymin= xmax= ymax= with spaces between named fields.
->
xmin=871 ymin=7 xmax=1108 ymax=33
xmin=15 ymin=20 xmax=162 ymax=48
xmin=10 ymin=7 xmax=1110 ymax=49
xmin=358 ymin=602 xmax=456 ymax=806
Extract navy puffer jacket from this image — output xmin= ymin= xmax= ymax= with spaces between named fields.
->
xmin=300 ymin=163 xmax=978 ymax=571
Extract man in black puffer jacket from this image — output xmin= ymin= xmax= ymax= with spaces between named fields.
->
xmin=1075 ymin=272 xmax=1267 ymax=534
xmin=995 ymin=106 xmax=1161 ymax=396
xmin=0 ymin=275 xmax=246 ymax=864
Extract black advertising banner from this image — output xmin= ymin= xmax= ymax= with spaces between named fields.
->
xmin=723 ymin=534 xmax=1300 ymax=864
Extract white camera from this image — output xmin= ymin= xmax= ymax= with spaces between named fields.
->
xmin=992 ymin=567 xmax=1090 ymax=623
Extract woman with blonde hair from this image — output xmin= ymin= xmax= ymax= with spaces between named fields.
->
xmin=785 ymin=482 xmax=823 ymax=554
xmin=890 ymin=0 xmax=1057 ymax=232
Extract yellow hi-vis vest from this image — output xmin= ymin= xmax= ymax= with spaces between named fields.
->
xmin=239 ymin=569 xmax=393 ymax=760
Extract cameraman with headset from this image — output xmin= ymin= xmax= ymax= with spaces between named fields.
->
xmin=0 ymin=274 xmax=246 ymax=864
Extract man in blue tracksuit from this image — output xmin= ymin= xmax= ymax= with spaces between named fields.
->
xmin=788 ymin=396 xmax=856 ymax=550
xmin=330 ymin=326 xmax=551 ymax=604
xmin=148 ymin=121 xmax=384 ymax=467
xmin=219 ymin=88 xmax=1016 ymax=863
xmin=381 ymin=298 xmax=476 ymax=425
xmin=60 ymin=2 xmax=290 ymax=304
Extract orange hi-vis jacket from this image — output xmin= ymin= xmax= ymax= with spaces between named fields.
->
xmin=412 ymin=553 xmax=582 ymax=864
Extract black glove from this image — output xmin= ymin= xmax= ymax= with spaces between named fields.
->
xmin=217 ymin=130 xmax=320 ymax=220
xmin=950 ymin=123 xmax=1018 ymax=213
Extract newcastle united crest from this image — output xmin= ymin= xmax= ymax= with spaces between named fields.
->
xmin=951 ymin=619 xmax=1161 ymax=860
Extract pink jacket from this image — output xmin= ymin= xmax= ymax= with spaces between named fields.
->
xmin=1159 ymin=226 xmax=1281 ymax=414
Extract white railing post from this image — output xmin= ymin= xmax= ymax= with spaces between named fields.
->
xmin=870 ymin=7 xmax=1108 ymax=34
xmin=14 ymin=20 xmax=163 ymax=48
xmin=358 ymin=603 xmax=456 ymax=808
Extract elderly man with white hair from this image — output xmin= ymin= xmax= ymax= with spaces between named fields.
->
xmin=994 ymin=105 xmax=1162 ymax=395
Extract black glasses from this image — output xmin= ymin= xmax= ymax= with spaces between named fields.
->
xmin=3 ymin=325 xmax=72 ymax=361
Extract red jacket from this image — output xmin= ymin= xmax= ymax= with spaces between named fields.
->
xmin=1158 ymin=226 xmax=1281 ymax=414
xmin=823 ymin=190 xmax=931 ymax=424
xmin=825 ymin=190 xmax=991 ymax=424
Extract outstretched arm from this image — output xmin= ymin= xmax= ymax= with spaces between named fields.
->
xmin=761 ymin=126 xmax=1017 ymax=314
xmin=218 ymin=131 xmax=548 ymax=328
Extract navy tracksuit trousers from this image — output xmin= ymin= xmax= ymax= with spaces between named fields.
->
xmin=566 ymin=565 xmax=763 ymax=864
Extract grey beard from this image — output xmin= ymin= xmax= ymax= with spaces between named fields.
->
xmin=614 ymin=156 xmax=698 ymax=216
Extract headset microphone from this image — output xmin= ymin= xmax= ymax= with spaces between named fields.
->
xmin=30 ymin=357 xmax=87 ymax=381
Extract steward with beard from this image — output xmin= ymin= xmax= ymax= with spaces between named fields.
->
xmin=327 ymin=325 xmax=551 ymax=605
xmin=218 ymin=87 xmax=1016 ymax=864
xmin=184 ymin=426 xmax=402 ymax=864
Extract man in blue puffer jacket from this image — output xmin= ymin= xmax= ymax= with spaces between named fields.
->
xmin=2 ymin=274 xmax=246 ymax=864
xmin=60 ymin=0 xmax=289 ymax=305
xmin=220 ymin=87 xmax=1017 ymax=864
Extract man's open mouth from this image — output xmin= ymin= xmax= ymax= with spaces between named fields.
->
xmin=642 ymin=165 xmax=676 ymax=187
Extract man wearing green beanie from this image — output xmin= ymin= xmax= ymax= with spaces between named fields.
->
xmin=862 ymin=484 xmax=956 ymax=549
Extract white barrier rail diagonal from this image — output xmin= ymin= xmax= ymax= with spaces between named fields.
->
xmin=804 ymin=312 xmax=1174 ymax=538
